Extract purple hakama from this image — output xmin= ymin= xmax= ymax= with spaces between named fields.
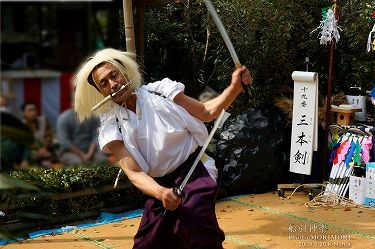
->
xmin=133 ymin=150 xmax=224 ymax=249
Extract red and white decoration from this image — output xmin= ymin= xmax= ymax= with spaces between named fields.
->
xmin=1 ymin=70 xmax=73 ymax=128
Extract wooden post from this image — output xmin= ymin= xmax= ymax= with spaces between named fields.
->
xmin=322 ymin=41 xmax=335 ymax=181
xmin=123 ymin=0 xmax=136 ymax=54
xmin=322 ymin=0 xmax=338 ymax=181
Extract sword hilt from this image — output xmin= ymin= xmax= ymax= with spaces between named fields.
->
xmin=161 ymin=187 xmax=184 ymax=217
xmin=235 ymin=63 xmax=252 ymax=98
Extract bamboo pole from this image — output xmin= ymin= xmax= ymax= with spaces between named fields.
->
xmin=123 ymin=0 xmax=136 ymax=54
xmin=323 ymin=40 xmax=335 ymax=181
xmin=137 ymin=0 xmax=145 ymax=63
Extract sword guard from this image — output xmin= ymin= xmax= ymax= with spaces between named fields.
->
xmin=173 ymin=187 xmax=184 ymax=198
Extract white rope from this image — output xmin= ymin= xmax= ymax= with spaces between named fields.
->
xmin=285 ymin=182 xmax=374 ymax=209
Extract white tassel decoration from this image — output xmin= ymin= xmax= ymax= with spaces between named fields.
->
xmin=311 ymin=8 xmax=341 ymax=45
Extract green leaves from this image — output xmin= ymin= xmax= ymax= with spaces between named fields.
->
xmin=1 ymin=166 xmax=144 ymax=227
xmin=139 ymin=0 xmax=375 ymax=112
xmin=9 ymin=166 xmax=120 ymax=191
xmin=0 ymin=174 xmax=39 ymax=191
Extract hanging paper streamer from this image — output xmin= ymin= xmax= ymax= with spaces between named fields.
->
xmin=311 ymin=7 xmax=341 ymax=45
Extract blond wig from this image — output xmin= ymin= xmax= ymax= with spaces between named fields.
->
xmin=73 ymin=48 xmax=142 ymax=122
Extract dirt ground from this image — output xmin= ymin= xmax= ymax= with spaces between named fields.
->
xmin=2 ymin=191 xmax=375 ymax=249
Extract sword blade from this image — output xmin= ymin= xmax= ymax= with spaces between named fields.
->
xmin=204 ymin=0 xmax=252 ymax=96
xmin=204 ymin=0 xmax=240 ymax=67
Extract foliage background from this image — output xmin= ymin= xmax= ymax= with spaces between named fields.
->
xmin=139 ymin=0 xmax=374 ymax=115
xmin=1 ymin=167 xmax=143 ymax=225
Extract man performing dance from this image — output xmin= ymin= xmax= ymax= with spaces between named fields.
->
xmin=74 ymin=48 xmax=252 ymax=249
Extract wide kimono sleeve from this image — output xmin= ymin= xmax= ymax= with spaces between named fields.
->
xmin=142 ymin=78 xmax=185 ymax=101
xmin=98 ymin=108 xmax=151 ymax=174
xmin=98 ymin=112 xmax=123 ymax=153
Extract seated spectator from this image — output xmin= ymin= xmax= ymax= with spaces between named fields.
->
xmin=57 ymin=104 xmax=106 ymax=166
xmin=21 ymin=100 xmax=57 ymax=168
xmin=0 ymin=111 xmax=33 ymax=171
xmin=0 ymin=94 xmax=10 ymax=113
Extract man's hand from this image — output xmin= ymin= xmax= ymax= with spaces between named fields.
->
xmin=160 ymin=188 xmax=182 ymax=211
xmin=231 ymin=66 xmax=253 ymax=92
xmin=240 ymin=66 xmax=253 ymax=86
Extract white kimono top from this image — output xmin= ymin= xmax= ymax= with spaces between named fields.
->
xmin=98 ymin=78 xmax=217 ymax=180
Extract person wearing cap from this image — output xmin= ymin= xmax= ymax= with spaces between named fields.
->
xmin=73 ymin=48 xmax=252 ymax=249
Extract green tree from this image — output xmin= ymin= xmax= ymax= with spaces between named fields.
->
xmin=139 ymin=0 xmax=375 ymax=114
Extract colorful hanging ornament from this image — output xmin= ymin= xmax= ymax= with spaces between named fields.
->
xmin=367 ymin=23 xmax=375 ymax=52
xmin=361 ymin=136 xmax=372 ymax=163
xmin=369 ymin=86 xmax=375 ymax=106
xmin=312 ymin=7 xmax=341 ymax=45
xmin=368 ymin=9 xmax=375 ymax=52
xmin=352 ymin=139 xmax=362 ymax=166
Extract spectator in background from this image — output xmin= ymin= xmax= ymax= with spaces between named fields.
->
xmin=198 ymin=89 xmax=218 ymax=103
xmin=57 ymin=102 xmax=106 ymax=166
xmin=0 ymin=94 xmax=11 ymax=113
xmin=21 ymin=100 xmax=56 ymax=168
xmin=0 ymin=112 xmax=33 ymax=171
xmin=198 ymin=89 xmax=219 ymax=133
xmin=1 ymin=98 xmax=33 ymax=171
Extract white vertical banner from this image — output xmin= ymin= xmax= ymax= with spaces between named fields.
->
xmin=290 ymin=71 xmax=318 ymax=175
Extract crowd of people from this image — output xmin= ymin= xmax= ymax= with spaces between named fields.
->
xmin=0 ymin=85 xmax=216 ymax=172
xmin=0 ymin=94 xmax=107 ymax=172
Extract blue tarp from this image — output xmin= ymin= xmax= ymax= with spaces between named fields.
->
xmin=0 ymin=209 xmax=143 ymax=245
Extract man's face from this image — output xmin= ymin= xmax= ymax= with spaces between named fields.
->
xmin=23 ymin=104 xmax=37 ymax=121
xmin=92 ymin=62 xmax=129 ymax=104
